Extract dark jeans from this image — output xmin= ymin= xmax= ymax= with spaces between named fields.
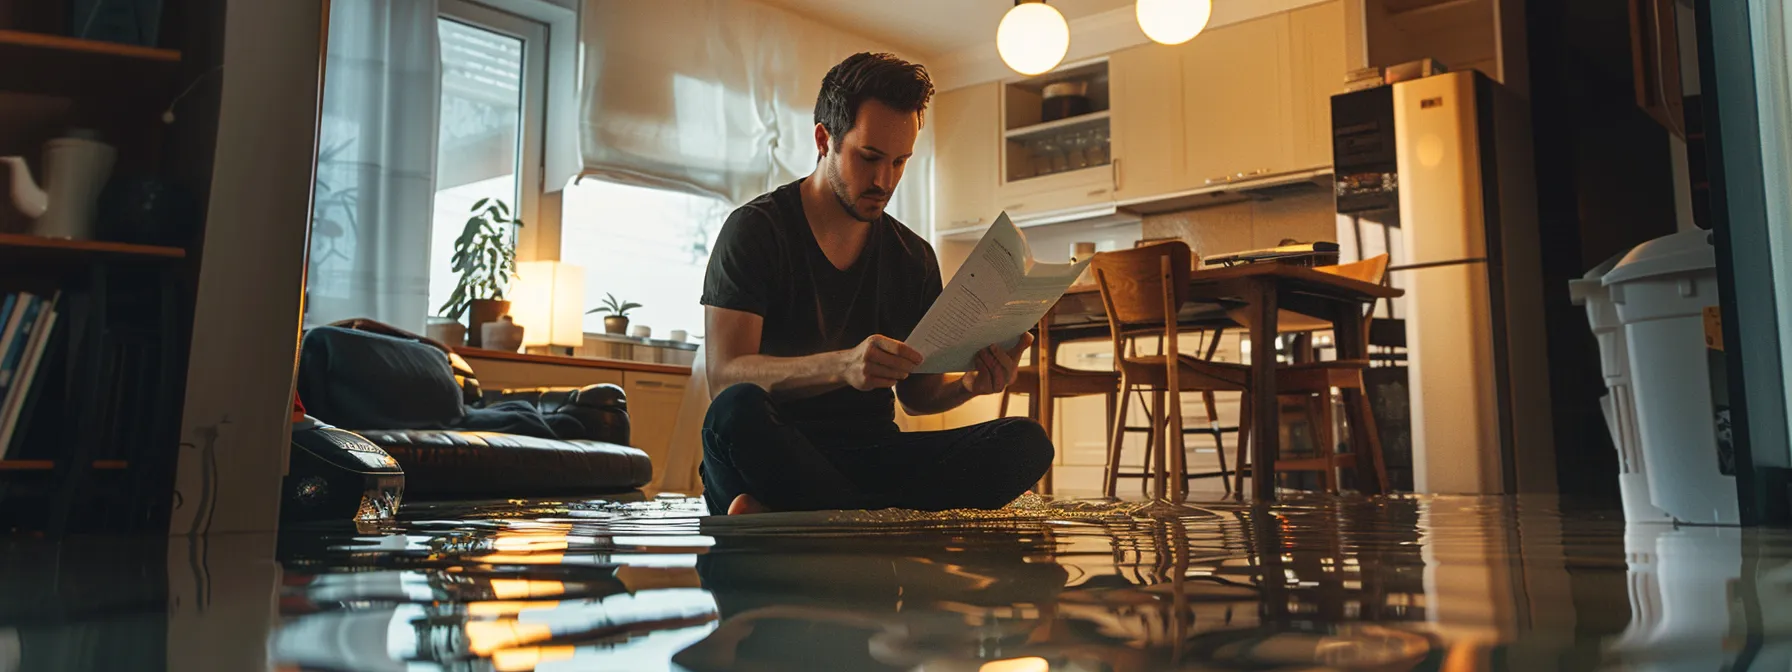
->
xmin=699 ymin=383 xmax=1055 ymax=515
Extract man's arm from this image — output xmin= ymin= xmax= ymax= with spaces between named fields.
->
xmin=895 ymin=333 xmax=1034 ymax=415
xmin=895 ymin=373 xmax=976 ymax=416
xmin=705 ymin=306 xmax=924 ymax=400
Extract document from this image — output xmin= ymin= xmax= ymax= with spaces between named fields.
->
xmin=909 ymin=212 xmax=1093 ymax=374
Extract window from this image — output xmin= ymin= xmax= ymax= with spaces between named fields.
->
xmin=559 ymin=178 xmax=732 ymax=341
xmin=428 ymin=0 xmax=546 ymax=318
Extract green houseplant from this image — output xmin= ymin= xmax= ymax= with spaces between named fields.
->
xmin=587 ymin=293 xmax=642 ymax=335
xmin=439 ymin=197 xmax=523 ymax=347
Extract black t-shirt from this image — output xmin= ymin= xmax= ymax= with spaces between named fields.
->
xmin=701 ymin=179 xmax=943 ymax=433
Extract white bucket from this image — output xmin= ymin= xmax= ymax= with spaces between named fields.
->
xmin=1570 ymin=252 xmax=1674 ymax=525
xmin=1603 ymin=229 xmax=1734 ymax=526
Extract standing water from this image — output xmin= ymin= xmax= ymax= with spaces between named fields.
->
xmin=4 ymin=493 xmax=1790 ymax=670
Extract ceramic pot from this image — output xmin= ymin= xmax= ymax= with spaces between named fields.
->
xmin=603 ymin=315 xmax=629 ymax=335
xmin=481 ymin=315 xmax=525 ymax=352
xmin=467 ymin=299 xmax=510 ymax=347
xmin=426 ymin=317 xmax=466 ymax=347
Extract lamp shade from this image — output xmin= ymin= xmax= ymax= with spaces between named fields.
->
xmin=1136 ymin=0 xmax=1212 ymax=45
xmin=512 ymin=261 xmax=586 ymax=348
xmin=997 ymin=1 xmax=1070 ymax=76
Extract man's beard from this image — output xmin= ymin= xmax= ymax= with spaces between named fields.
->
xmin=826 ymin=158 xmax=888 ymax=223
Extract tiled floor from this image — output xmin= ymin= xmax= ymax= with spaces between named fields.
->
xmin=1 ymin=492 xmax=1782 ymax=670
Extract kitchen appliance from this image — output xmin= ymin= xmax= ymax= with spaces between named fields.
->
xmin=1041 ymin=80 xmax=1092 ymax=121
xmin=1331 ymin=70 xmax=1556 ymax=495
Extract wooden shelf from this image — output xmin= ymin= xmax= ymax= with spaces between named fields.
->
xmin=455 ymin=347 xmax=693 ymax=376
xmin=0 ymin=29 xmax=181 ymax=100
xmin=1005 ymin=110 xmax=1111 ymax=140
xmin=0 ymin=234 xmax=186 ymax=269
xmin=0 ymin=30 xmax=179 ymax=62
xmin=0 ymin=460 xmax=128 ymax=471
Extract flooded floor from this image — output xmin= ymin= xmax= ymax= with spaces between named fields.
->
xmin=4 ymin=492 xmax=1788 ymax=670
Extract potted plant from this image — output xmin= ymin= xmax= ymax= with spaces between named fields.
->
xmin=438 ymin=197 xmax=522 ymax=347
xmin=587 ymin=293 xmax=642 ymax=335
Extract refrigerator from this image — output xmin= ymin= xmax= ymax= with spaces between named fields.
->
xmin=1332 ymin=70 xmax=1557 ymax=494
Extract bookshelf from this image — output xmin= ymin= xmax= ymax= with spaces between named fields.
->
xmin=0 ymin=2 xmax=217 ymax=535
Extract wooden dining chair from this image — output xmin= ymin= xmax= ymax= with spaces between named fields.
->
xmin=1221 ymin=254 xmax=1392 ymax=496
xmin=1091 ymin=245 xmax=1390 ymax=501
xmin=1090 ymin=241 xmax=1247 ymax=501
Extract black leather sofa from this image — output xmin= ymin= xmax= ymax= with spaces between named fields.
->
xmin=296 ymin=322 xmax=653 ymax=499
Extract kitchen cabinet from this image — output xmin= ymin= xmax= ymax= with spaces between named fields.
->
xmin=1180 ymin=12 xmax=1296 ymax=190
xmin=995 ymin=59 xmax=1116 ymax=222
xmin=994 ymin=164 xmax=1115 ymax=221
xmin=623 ymin=371 xmax=690 ymax=480
xmin=1289 ymin=0 xmax=1348 ymax=171
xmin=929 ymin=3 xmax=1349 ymax=226
xmin=1109 ymin=43 xmax=1186 ymax=202
xmin=933 ymin=82 xmax=1000 ymax=234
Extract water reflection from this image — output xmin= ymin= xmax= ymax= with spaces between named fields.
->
xmin=265 ymin=495 xmax=1576 ymax=670
xmin=17 ymin=495 xmax=1792 ymax=669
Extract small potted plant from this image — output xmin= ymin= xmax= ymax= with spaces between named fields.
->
xmin=438 ymin=197 xmax=523 ymax=347
xmin=587 ymin=293 xmax=642 ymax=335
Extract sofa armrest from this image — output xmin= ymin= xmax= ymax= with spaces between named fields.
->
xmin=480 ymin=383 xmax=630 ymax=446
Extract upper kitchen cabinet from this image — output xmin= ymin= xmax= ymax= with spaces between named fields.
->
xmin=934 ymin=82 xmax=1001 ymax=235
xmin=1180 ymin=13 xmax=1296 ymax=190
xmin=996 ymin=59 xmax=1116 ymax=221
xmin=1109 ymin=42 xmax=1186 ymax=202
xmin=1289 ymin=0 xmax=1348 ymax=172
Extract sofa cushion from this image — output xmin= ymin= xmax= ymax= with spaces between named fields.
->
xmin=359 ymin=430 xmax=652 ymax=498
xmin=298 ymin=326 xmax=466 ymax=430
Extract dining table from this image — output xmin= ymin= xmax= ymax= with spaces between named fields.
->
xmin=1029 ymin=261 xmax=1405 ymax=502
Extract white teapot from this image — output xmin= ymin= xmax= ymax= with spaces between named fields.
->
xmin=0 ymin=131 xmax=117 ymax=240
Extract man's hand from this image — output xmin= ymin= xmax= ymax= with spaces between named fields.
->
xmin=959 ymin=332 xmax=1034 ymax=396
xmin=841 ymin=335 xmax=924 ymax=391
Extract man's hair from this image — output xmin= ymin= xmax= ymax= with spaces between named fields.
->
xmin=814 ymin=52 xmax=935 ymax=149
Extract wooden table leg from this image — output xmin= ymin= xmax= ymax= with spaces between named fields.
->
xmin=1248 ymin=278 xmax=1280 ymax=502
xmin=1036 ymin=311 xmax=1055 ymax=495
xmin=1333 ymin=307 xmax=1389 ymax=494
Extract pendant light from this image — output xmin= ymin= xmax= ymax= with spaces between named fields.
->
xmin=997 ymin=0 xmax=1070 ymax=76
xmin=1136 ymin=0 xmax=1212 ymax=45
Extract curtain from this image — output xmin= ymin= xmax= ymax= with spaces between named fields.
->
xmin=305 ymin=0 xmax=441 ymax=333
xmin=576 ymin=0 xmax=936 ymax=235
xmin=1749 ymin=0 xmax=1792 ymax=455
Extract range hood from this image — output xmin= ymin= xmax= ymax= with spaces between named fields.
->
xmin=1118 ymin=169 xmax=1335 ymax=216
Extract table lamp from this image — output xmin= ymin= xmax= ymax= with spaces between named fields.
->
xmin=512 ymin=260 xmax=586 ymax=355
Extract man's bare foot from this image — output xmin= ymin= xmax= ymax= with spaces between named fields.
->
xmin=727 ymin=494 xmax=770 ymax=515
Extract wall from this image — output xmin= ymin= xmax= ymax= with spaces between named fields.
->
xmin=169 ymin=0 xmax=325 ymax=535
xmin=1138 ymin=189 xmax=1340 ymax=260
xmin=1524 ymin=0 xmax=1680 ymax=501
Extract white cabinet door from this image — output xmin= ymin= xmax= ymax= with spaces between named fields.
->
xmin=623 ymin=371 xmax=690 ymax=482
xmin=1180 ymin=13 xmax=1294 ymax=189
xmin=1289 ymin=0 xmax=1347 ymax=171
xmin=933 ymin=83 xmax=1000 ymax=234
xmin=1110 ymin=43 xmax=1186 ymax=202
xmin=994 ymin=164 xmax=1115 ymax=221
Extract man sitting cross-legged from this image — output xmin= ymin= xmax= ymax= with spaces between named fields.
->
xmin=697 ymin=52 xmax=1054 ymax=516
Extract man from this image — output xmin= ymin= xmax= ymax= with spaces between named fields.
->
xmin=698 ymin=52 xmax=1054 ymax=516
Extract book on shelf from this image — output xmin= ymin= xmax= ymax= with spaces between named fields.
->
xmin=0 ymin=291 xmax=61 ymax=458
